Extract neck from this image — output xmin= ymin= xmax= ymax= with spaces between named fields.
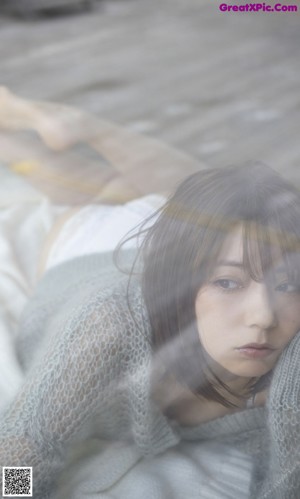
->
xmin=203 ymin=352 xmax=259 ymax=397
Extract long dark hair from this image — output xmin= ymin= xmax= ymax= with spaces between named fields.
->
xmin=115 ymin=162 xmax=300 ymax=408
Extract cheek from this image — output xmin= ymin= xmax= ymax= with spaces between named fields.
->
xmin=195 ymin=292 xmax=216 ymax=326
xmin=195 ymin=291 xmax=235 ymax=337
xmin=275 ymin=299 xmax=300 ymax=337
xmin=195 ymin=290 xmax=238 ymax=323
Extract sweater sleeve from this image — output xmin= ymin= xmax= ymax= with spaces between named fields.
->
xmin=252 ymin=330 xmax=300 ymax=499
xmin=0 ymin=287 xmax=132 ymax=499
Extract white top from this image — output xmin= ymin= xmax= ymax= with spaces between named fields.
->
xmin=45 ymin=194 xmax=166 ymax=271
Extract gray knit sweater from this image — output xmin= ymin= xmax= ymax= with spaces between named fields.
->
xmin=0 ymin=249 xmax=299 ymax=498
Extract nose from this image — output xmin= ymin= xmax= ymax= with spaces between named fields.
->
xmin=244 ymin=281 xmax=278 ymax=330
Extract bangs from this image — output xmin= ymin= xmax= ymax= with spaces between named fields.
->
xmin=242 ymin=219 xmax=300 ymax=282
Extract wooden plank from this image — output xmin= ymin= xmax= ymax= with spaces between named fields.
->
xmin=0 ymin=0 xmax=299 ymax=185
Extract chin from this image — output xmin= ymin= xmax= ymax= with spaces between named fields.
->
xmin=224 ymin=361 xmax=272 ymax=378
xmin=236 ymin=366 xmax=271 ymax=378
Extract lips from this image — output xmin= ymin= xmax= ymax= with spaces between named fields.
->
xmin=238 ymin=343 xmax=274 ymax=350
xmin=236 ymin=343 xmax=276 ymax=359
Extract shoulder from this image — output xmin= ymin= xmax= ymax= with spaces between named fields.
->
xmin=22 ymin=248 xmax=140 ymax=316
xmin=17 ymin=249 xmax=152 ymax=369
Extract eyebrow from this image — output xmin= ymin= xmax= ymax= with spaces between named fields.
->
xmin=275 ymin=266 xmax=289 ymax=274
xmin=216 ymin=260 xmax=244 ymax=268
xmin=216 ymin=261 xmax=293 ymax=275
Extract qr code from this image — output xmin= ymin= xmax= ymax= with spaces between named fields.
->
xmin=2 ymin=467 xmax=32 ymax=497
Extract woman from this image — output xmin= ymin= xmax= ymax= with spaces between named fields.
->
xmin=0 ymin=92 xmax=300 ymax=498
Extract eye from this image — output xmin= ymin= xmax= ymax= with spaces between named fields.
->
xmin=213 ymin=279 xmax=242 ymax=291
xmin=276 ymin=282 xmax=300 ymax=293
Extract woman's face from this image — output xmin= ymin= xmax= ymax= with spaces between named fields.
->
xmin=195 ymin=224 xmax=300 ymax=389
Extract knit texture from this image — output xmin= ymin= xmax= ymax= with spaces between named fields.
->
xmin=0 ymin=249 xmax=299 ymax=498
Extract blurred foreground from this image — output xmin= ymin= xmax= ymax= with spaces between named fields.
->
xmin=0 ymin=0 xmax=299 ymax=187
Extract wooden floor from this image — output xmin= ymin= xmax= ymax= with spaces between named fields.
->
xmin=0 ymin=0 xmax=300 ymax=187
